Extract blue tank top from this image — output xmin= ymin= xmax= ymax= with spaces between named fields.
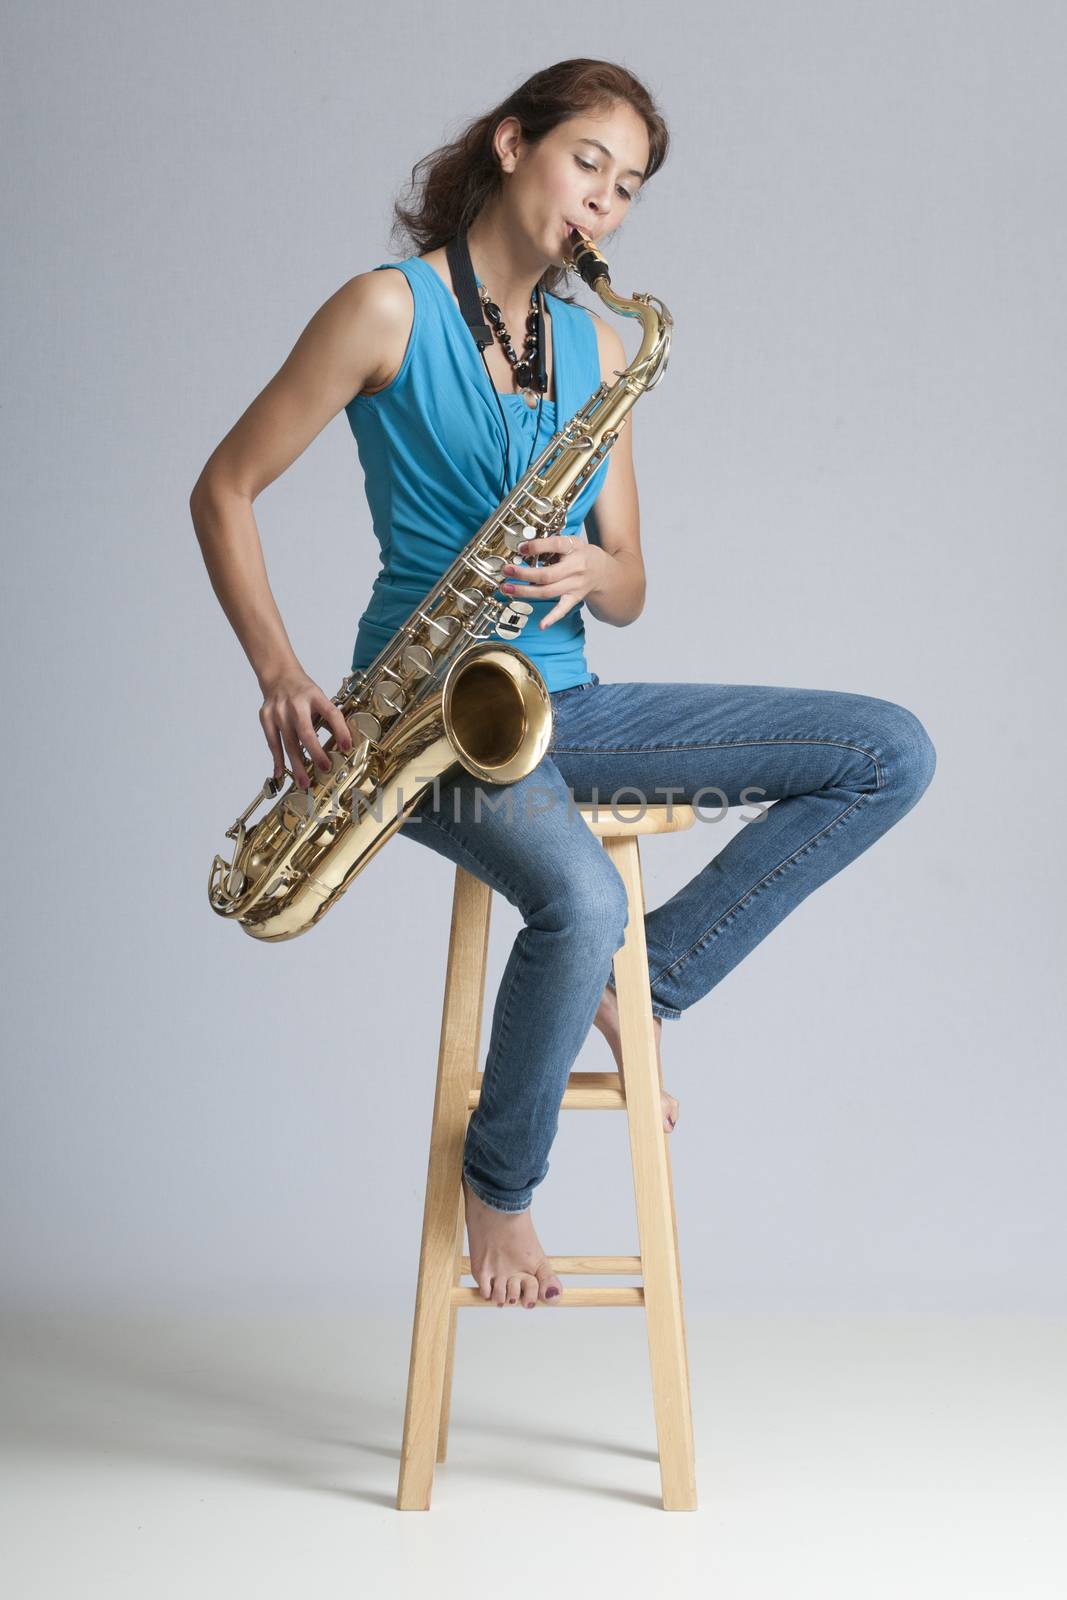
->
xmin=344 ymin=254 xmax=609 ymax=692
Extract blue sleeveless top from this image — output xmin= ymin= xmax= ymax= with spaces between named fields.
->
xmin=344 ymin=255 xmax=609 ymax=692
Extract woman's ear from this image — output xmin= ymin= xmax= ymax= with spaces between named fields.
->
xmin=492 ymin=115 xmax=522 ymax=175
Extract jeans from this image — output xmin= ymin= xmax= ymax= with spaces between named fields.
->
xmin=396 ymin=673 xmax=937 ymax=1213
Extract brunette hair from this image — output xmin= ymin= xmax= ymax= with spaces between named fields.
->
xmin=389 ymin=58 xmax=670 ymax=301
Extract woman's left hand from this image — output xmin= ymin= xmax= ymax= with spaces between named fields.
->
xmin=500 ymin=537 xmax=613 ymax=630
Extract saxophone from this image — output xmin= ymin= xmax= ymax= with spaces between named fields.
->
xmin=207 ymin=228 xmax=672 ymax=941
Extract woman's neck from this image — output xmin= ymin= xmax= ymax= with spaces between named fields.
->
xmin=465 ymin=206 xmax=548 ymax=323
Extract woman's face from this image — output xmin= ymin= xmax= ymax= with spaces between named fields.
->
xmin=494 ymin=101 xmax=651 ymax=265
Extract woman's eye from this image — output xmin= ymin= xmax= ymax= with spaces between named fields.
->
xmin=574 ymin=155 xmax=632 ymax=201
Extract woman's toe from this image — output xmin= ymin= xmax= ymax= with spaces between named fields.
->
xmin=536 ymin=1259 xmax=563 ymax=1303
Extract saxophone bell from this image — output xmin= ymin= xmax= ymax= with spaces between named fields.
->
xmin=439 ymin=639 xmax=551 ymax=784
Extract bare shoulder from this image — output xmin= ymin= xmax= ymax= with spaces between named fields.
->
xmin=345 ymin=264 xmax=415 ymax=321
xmin=333 ymin=267 xmax=415 ymax=397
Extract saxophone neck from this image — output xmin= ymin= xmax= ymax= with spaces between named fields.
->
xmin=565 ymin=229 xmax=672 ymax=391
xmin=599 ymin=284 xmax=672 ymax=390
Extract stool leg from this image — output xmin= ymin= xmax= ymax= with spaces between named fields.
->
xmin=436 ymin=1181 xmax=466 ymax=1462
xmin=397 ymin=866 xmax=492 ymax=1510
xmin=604 ymin=834 xmax=698 ymax=1511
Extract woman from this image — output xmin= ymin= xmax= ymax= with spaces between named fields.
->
xmin=190 ymin=59 xmax=936 ymax=1314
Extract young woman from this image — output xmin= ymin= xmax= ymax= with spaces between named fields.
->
xmin=191 ymin=59 xmax=936 ymax=1314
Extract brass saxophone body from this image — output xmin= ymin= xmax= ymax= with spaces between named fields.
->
xmin=208 ymin=229 xmax=672 ymax=941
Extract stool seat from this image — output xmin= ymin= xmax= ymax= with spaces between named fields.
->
xmin=397 ymin=801 xmax=697 ymax=1511
xmin=577 ymin=801 xmax=697 ymax=838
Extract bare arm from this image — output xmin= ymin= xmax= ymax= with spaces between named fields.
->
xmin=189 ymin=485 xmax=303 ymax=691
xmin=189 ymin=269 xmax=412 ymax=786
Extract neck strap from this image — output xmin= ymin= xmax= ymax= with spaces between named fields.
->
xmin=445 ymin=229 xmax=493 ymax=351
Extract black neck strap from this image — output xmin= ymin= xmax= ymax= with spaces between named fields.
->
xmin=445 ymin=228 xmax=493 ymax=350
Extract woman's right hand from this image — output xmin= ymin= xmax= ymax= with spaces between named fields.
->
xmin=258 ymin=667 xmax=353 ymax=791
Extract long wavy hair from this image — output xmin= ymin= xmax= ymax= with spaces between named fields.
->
xmin=389 ymin=59 xmax=670 ymax=303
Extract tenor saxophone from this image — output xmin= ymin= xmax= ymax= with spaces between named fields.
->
xmin=207 ymin=228 xmax=672 ymax=941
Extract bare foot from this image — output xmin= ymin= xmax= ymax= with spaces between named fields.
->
xmin=462 ymin=1175 xmax=565 ymax=1307
xmin=592 ymin=982 xmax=679 ymax=1133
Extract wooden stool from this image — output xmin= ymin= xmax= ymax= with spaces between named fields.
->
xmin=397 ymin=803 xmax=698 ymax=1510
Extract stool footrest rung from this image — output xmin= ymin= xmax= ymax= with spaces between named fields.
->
xmin=459 ymin=1253 xmax=642 ymax=1275
xmin=451 ymin=1285 xmax=645 ymax=1307
xmin=469 ymin=1070 xmax=626 ymax=1111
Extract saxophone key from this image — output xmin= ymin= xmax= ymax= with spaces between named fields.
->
xmin=522 ymin=493 xmax=556 ymax=516
xmin=447 ymin=583 xmax=484 ymax=613
xmin=401 ymin=643 xmax=435 ymax=678
xmin=501 ymin=521 xmax=533 ymax=553
xmin=423 ymin=613 xmax=460 ymax=648
xmin=468 ymin=550 xmax=506 ymax=578
xmin=349 ymin=711 xmax=381 ymax=743
xmin=371 ymin=681 xmax=406 ymax=718
xmin=496 ymin=600 xmax=533 ymax=640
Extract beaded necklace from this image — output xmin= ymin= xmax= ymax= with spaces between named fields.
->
xmin=475 ymin=279 xmax=547 ymax=408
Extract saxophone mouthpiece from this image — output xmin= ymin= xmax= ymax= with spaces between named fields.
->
xmin=565 ymin=226 xmax=610 ymax=289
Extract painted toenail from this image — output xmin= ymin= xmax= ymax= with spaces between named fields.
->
xmin=545 ymin=1287 xmax=560 ymax=1298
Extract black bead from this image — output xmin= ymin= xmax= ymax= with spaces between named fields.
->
xmin=476 ymin=280 xmax=542 ymax=391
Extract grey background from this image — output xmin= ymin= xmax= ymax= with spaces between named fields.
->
xmin=2 ymin=0 xmax=1063 ymax=1319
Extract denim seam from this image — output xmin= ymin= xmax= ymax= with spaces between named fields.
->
xmin=548 ymin=736 xmax=885 ymax=790
xmin=604 ymin=974 xmax=681 ymax=1020
xmin=460 ymin=887 xmax=533 ymax=1214
xmin=463 ymin=1173 xmax=530 ymax=1213
xmin=648 ymin=789 xmax=874 ymax=988
xmin=462 ymin=947 xmax=530 ymax=1212
xmin=476 ymin=927 xmax=521 ymax=1121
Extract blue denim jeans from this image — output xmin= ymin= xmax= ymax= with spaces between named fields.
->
xmin=396 ymin=674 xmax=937 ymax=1213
